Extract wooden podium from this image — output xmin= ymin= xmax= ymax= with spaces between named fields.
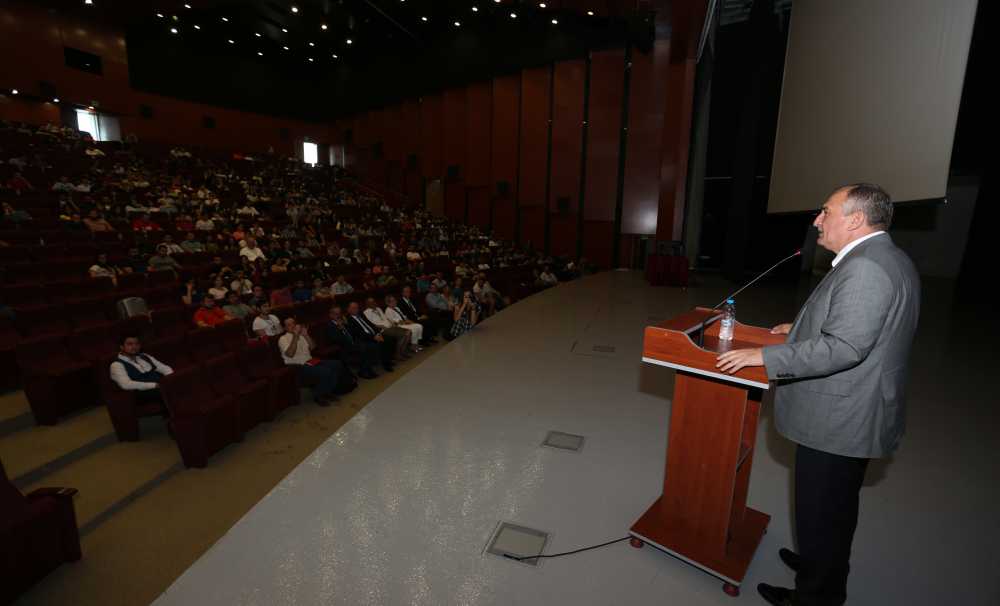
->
xmin=630 ymin=307 xmax=785 ymax=596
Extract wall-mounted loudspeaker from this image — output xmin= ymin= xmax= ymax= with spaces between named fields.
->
xmin=496 ymin=180 xmax=510 ymax=197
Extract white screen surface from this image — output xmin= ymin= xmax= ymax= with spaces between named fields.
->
xmin=768 ymin=0 xmax=977 ymax=214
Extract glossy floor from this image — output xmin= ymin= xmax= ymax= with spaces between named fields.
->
xmin=152 ymin=271 xmax=998 ymax=606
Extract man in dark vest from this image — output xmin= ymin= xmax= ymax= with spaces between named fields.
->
xmin=326 ymin=305 xmax=381 ymax=379
xmin=109 ymin=334 xmax=174 ymax=405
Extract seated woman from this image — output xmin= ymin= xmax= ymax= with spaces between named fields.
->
xmin=207 ymin=276 xmax=229 ymax=301
xmin=450 ymin=291 xmax=479 ymax=339
xmin=89 ymin=253 xmax=125 ymax=285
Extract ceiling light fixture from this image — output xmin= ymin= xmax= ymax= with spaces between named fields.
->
xmin=222 ymin=16 xmax=229 ymax=22
xmin=193 ymin=24 xmax=201 ymax=29
xmin=587 ymin=10 xmax=594 ymax=15
xmin=156 ymin=12 xmax=164 ymax=18
xmin=308 ymin=57 xmax=315 ymax=62
xmin=346 ymin=38 xmax=352 ymax=44
xmin=539 ymin=2 xmax=546 ymax=7
xmin=184 ymin=3 xmax=191 ymax=8
xmin=84 ymin=0 xmax=93 ymax=5
xmin=257 ymin=51 xmax=263 ymax=56
xmin=170 ymin=27 xmax=178 ymax=34
xmin=308 ymin=41 xmax=315 ymax=46
xmin=472 ymin=6 xmax=479 ymax=12
xmin=421 ymin=16 xmax=428 ymax=21
xmin=227 ymin=39 xmax=235 ymax=44
xmin=551 ymin=18 xmax=558 ymax=24
xmin=11 ymin=89 xmax=18 ymax=95
xmin=454 ymin=21 xmax=460 ymax=26
xmin=291 ymin=5 xmax=299 ymax=13
xmin=53 ymin=98 xmax=60 ymax=103
xmin=321 ymin=24 xmax=328 ymax=30
xmin=332 ymin=53 xmax=338 ymax=58
xmin=255 ymin=32 xmax=262 ymax=37
xmin=510 ymin=12 xmax=517 ymax=18
xmin=282 ymin=28 xmax=288 ymax=33
xmin=283 ymin=45 xmax=289 ymax=50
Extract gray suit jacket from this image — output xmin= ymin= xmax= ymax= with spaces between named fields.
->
xmin=762 ymin=234 xmax=920 ymax=458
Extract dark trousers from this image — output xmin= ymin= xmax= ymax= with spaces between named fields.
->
xmin=346 ymin=342 xmax=381 ymax=373
xmin=297 ymin=360 xmax=343 ymax=398
xmin=794 ymin=444 xmax=870 ymax=606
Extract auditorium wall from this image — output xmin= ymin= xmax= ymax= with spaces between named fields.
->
xmin=333 ymin=39 xmax=676 ymax=269
xmin=0 ymin=2 xmax=329 ymax=155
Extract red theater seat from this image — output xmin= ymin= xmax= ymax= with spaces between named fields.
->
xmin=97 ymin=360 xmax=166 ymax=443
xmin=159 ymin=367 xmax=241 ymax=468
xmin=0 ymin=317 xmax=20 ymax=391
xmin=237 ymin=342 xmax=300 ymax=420
xmin=15 ymin=335 xmax=96 ymax=425
xmin=0 ymin=458 xmax=82 ymax=605
xmin=205 ymin=353 xmax=269 ymax=435
xmin=216 ymin=319 xmax=248 ymax=353
xmin=144 ymin=334 xmax=197 ymax=372
xmin=14 ymin=304 xmax=73 ymax=339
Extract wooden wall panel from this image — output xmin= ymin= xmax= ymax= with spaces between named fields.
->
xmin=548 ymin=59 xmax=586 ymax=257
xmin=465 ymin=81 xmax=493 ymax=188
xmin=444 ymin=182 xmax=466 ymax=223
xmin=442 ymin=88 xmax=468 ymax=179
xmin=520 ymin=206 xmax=546 ymax=252
xmin=467 ymin=186 xmax=491 ymax=229
xmin=490 ymin=74 xmax=521 ymax=240
xmin=584 ymin=50 xmax=624 ymax=222
xmin=583 ymin=220 xmax=615 ymax=268
xmin=420 ymin=94 xmax=444 ymax=179
xmin=622 ymin=40 xmax=671 ymax=235
xmin=518 ymin=66 xmax=551 ymax=208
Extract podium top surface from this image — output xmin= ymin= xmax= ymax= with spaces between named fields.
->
xmin=642 ymin=307 xmax=786 ymax=389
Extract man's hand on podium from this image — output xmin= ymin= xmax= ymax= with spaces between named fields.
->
xmin=770 ymin=323 xmax=792 ymax=335
xmin=716 ymin=348 xmax=764 ymax=375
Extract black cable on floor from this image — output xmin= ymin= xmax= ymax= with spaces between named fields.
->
xmin=502 ymin=536 xmax=631 ymax=562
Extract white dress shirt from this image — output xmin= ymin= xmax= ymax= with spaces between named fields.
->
xmin=252 ymin=314 xmax=283 ymax=336
xmin=240 ymin=247 xmax=267 ymax=262
xmin=831 ymin=231 xmax=886 ymax=267
xmin=277 ymin=332 xmax=313 ymax=365
xmin=110 ymin=354 xmax=174 ymax=391
xmin=364 ymin=307 xmax=392 ymax=329
xmin=385 ymin=307 xmax=422 ymax=344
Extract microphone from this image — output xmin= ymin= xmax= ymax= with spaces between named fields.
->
xmin=696 ymin=250 xmax=802 ymax=346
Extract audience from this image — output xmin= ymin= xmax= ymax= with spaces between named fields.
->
xmin=222 ymin=291 xmax=253 ymax=320
xmin=194 ymin=297 xmax=231 ymax=328
xmin=277 ymin=317 xmax=344 ymax=406
xmin=109 ymin=335 xmax=174 ymax=405
xmin=363 ymin=297 xmax=411 ymax=359
xmin=345 ymin=301 xmax=395 ymax=372
xmin=252 ymin=303 xmax=283 ymax=337
xmin=326 ymin=306 xmax=380 ymax=379
xmin=384 ymin=295 xmax=424 ymax=353
xmin=451 ymin=291 xmax=479 ymax=339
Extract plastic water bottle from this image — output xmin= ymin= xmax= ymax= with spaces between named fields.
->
xmin=719 ymin=299 xmax=736 ymax=341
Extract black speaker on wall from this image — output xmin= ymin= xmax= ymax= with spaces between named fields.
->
xmin=407 ymin=153 xmax=418 ymax=170
xmin=446 ymin=164 xmax=460 ymax=180
xmin=557 ymin=196 xmax=571 ymax=213
xmin=202 ymin=115 xmax=216 ymax=129
xmin=496 ymin=180 xmax=510 ymax=197
xmin=139 ymin=104 xmax=154 ymax=119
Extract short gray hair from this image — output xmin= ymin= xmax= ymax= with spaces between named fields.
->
xmin=837 ymin=183 xmax=893 ymax=229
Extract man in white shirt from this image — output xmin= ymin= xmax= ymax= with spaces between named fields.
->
xmin=230 ymin=270 xmax=253 ymax=295
xmin=384 ymin=295 xmax=423 ymax=351
xmin=236 ymin=204 xmax=259 ymax=217
xmin=332 ymin=275 xmax=355 ymax=296
xmin=251 ymin=304 xmax=283 ymax=337
xmin=240 ymin=238 xmax=267 ymax=263
xmin=277 ymin=317 xmax=344 ymax=406
xmin=539 ymin=267 xmax=558 ymax=286
xmin=109 ymin=335 xmax=174 ymax=405
xmin=364 ymin=297 xmax=411 ymax=358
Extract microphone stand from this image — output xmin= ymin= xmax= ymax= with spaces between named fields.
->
xmin=695 ymin=250 xmax=802 ymax=348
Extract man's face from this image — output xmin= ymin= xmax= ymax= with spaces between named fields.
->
xmin=330 ymin=308 xmax=342 ymax=322
xmin=366 ymin=298 xmax=376 ymax=309
xmin=204 ymin=298 xmax=215 ymax=308
xmin=121 ymin=337 xmax=141 ymax=356
xmin=402 ymin=287 xmax=411 ymax=298
xmin=814 ymin=189 xmax=862 ymax=253
xmin=228 ymin=293 xmax=240 ymax=305
xmin=283 ymin=318 xmax=296 ymax=333
xmin=348 ymin=303 xmax=359 ymax=315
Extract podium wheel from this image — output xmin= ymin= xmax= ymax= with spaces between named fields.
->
xmin=722 ymin=583 xmax=740 ymax=597
xmin=629 ymin=537 xmax=644 ymax=549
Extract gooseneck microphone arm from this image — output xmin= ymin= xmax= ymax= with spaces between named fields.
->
xmin=696 ymin=250 xmax=803 ymax=347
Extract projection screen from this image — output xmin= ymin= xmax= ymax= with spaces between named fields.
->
xmin=768 ymin=0 xmax=978 ymax=214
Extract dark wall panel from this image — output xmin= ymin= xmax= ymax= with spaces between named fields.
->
xmin=548 ymin=59 xmax=586 ymax=256
xmin=622 ymin=40 xmax=671 ymax=235
xmin=444 ymin=182 xmax=466 ymax=223
xmin=518 ymin=66 xmax=552 ymax=208
xmin=443 ymin=88 xmax=468 ymax=179
xmin=465 ymin=81 xmax=493 ymax=188
xmin=490 ymin=74 xmax=521 ymax=240
xmin=420 ymin=94 xmax=444 ymax=179
xmin=520 ymin=206 xmax=546 ymax=252
xmin=467 ymin=186 xmax=491 ymax=229
xmin=583 ymin=220 xmax=615 ymax=268
xmin=584 ymin=49 xmax=625 ymax=222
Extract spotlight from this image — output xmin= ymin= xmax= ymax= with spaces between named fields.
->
xmin=193 ymin=24 xmax=201 ymax=30
xmin=222 ymin=16 xmax=229 ymax=22
xmin=587 ymin=10 xmax=594 ymax=16
xmin=291 ymin=5 xmax=299 ymax=13
xmin=308 ymin=42 xmax=315 ymax=47
xmin=84 ymin=0 xmax=93 ymax=5
xmin=539 ymin=2 xmax=546 ymax=6
xmin=472 ymin=6 xmax=478 ymax=11
xmin=551 ymin=18 xmax=558 ymax=24
xmin=257 ymin=51 xmax=263 ymax=56
xmin=170 ymin=27 xmax=178 ymax=34
xmin=11 ymin=89 xmax=18 ymax=95
xmin=255 ymin=32 xmax=262 ymax=37
xmin=227 ymin=39 xmax=234 ymax=44
xmin=332 ymin=53 xmax=339 ymax=58
xmin=346 ymin=38 xmax=352 ymax=44
xmin=308 ymin=57 xmax=315 ymax=62
xmin=53 ymin=97 xmax=60 ymax=103
xmin=494 ymin=0 xmax=500 ymax=3
xmin=283 ymin=45 xmax=289 ymax=50
xmin=510 ymin=12 xmax=517 ymax=18
xmin=184 ymin=3 xmax=192 ymax=8
xmin=282 ymin=28 xmax=288 ymax=33
xmin=156 ymin=12 xmax=164 ymax=18
xmin=421 ymin=16 xmax=428 ymax=21
xmin=454 ymin=21 xmax=460 ymax=27
xmin=321 ymin=24 xmax=328 ymax=30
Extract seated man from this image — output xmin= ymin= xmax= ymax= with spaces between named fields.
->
xmin=269 ymin=284 xmax=293 ymax=307
xmin=180 ymin=232 xmax=204 ymax=253
xmin=539 ymin=266 xmax=559 ymax=286
xmin=327 ymin=306 xmax=381 ymax=379
xmin=83 ymin=210 xmax=114 ymax=232
xmin=248 ymin=285 xmax=269 ymax=310
xmin=332 ymin=275 xmax=355 ymax=296
xmin=384 ymin=295 xmax=424 ymax=353
xmin=109 ymin=334 xmax=174 ymax=405
xmin=277 ymin=317 xmax=343 ymax=406
xmin=251 ymin=303 xmax=283 ymax=337
xmin=291 ymin=280 xmax=313 ymax=303
xmin=193 ymin=297 xmax=231 ymax=328
xmin=363 ymin=297 xmax=411 ymax=358
xmin=345 ymin=301 xmax=395 ymax=372
xmin=222 ymin=291 xmax=253 ymax=320
xmin=398 ymin=285 xmax=438 ymax=345
xmin=424 ymin=283 xmax=453 ymax=333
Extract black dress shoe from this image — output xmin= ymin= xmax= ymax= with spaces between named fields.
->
xmin=757 ymin=583 xmax=795 ymax=606
xmin=314 ymin=395 xmax=333 ymax=407
xmin=779 ymin=547 xmax=801 ymax=572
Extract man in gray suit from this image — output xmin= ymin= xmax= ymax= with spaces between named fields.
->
xmin=716 ymin=183 xmax=920 ymax=606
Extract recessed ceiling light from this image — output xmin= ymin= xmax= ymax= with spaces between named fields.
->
xmin=471 ymin=6 xmax=478 ymax=11
xmin=84 ymin=0 xmax=93 ymax=5
xmin=321 ymin=24 xmax=328 ymax=30
xmin=193 ymin=24 xmax=201 ymax=29
xmin=551 ymin=18 xmax=558 ymax=24
xmin=53 ymin=98 xmax=60 ymax=103
xmin=255 ymin=32 xmax=262 ymax=37
xmin=291 ymin=5 xmax=299 ymax=13
xmin=170 ymin=27 xmax=178 ymax=33
xmin=494 ymin=0 xmax=500 ymax=3
xmin=282 ymin=28 xmax=288 ymax=33
xmin=222 ymin=16 xmax=229 ymax=22
xmin=346 ymin=38 xmax=352 ymax=44
xmin=172 ymin=15 xmax=178 ymax=21
xmin=308 ymin=41 xmax=315 ymax=46
xmin=184 ymin=3 xmax=191 ymax=8
xmin=11 ymin=89 xmax=18 ymax=95
xmin=454 ymin=21 xmax=460 ymax=26
xmin=332 ymin=53 xmax=338 ymax=58
xmin=156 ymin=12 xmax=164 ymax=18
xmin=282 ymin=45 xmax=289 ymax=50
xmin=539 ymin=2 xmax=546 ymax=7
xmin=510 ymin=12 xmax=517 ymax=18
xmin=587 ymin=10 xmax=594 ymax=16
xmin=227 ymin=39 xmax=234 ymax=44
xmin=420 ymin=16 xmax=428 ymax=21
xmin=308 ymin=57 xmax=314 ymax=62
xmin=257 ymin=51 xmax=263 ymax=56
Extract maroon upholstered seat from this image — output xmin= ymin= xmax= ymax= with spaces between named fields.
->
xmin=0 ymin=457 xmax=81 ymax=604
xmin=237 ymin=342 xmax=300 ymax=420
xmin=216 ymin=319 xmax=248 ymax=353
xmin=204 ymin=353 xmax=269 ymax=435
xmin=97 ymin=358 xmax=166 ymax=442
xmin=0 ymin=317 xmax=20 ymax=391
xmin=13 ymin=304 xmax=73 ymax=339
xmin=15 ymin=335 xmax=96 ymax=425
xmin=144 ymin=334 xmax=197 ymax=372
xmin=159 ymin=367 xmax=241 ymax=468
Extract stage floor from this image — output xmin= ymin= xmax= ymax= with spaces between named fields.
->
xmin=152 ymin=271 xmax=997 ymax=606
